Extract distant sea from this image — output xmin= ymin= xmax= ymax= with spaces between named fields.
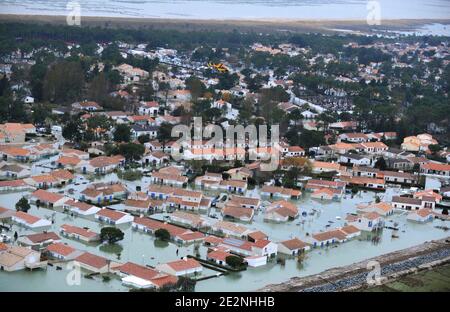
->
xmin=0 ymin=0 xmax=449 ymax=20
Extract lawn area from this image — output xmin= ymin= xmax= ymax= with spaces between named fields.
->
xmin=365 ymin=263 xmax=450 ymax=292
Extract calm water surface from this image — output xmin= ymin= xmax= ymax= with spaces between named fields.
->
xmin=0 ymin=0 xmax=449 ymax=19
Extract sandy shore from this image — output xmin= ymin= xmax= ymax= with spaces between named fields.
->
xmin=259 ymin=237 xmax=450 ymax=292
xmin=0 ymin=14 xmax=449 ymax=33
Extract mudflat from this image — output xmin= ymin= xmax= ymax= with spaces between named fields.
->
xmin=0 ymin=14 xmax=449 ymax=33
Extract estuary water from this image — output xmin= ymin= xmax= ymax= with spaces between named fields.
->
xmin=0 ymin=0 xmax=449 ymax=20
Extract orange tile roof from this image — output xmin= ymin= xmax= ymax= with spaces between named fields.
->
xmin=223 ymin=206 xmax=253 ymax=219
xmin=31 ymin=174 xmax=58 ymax=183
xmin=207 ymin=250 xmax=232 ymax=262
xmin=96 ymin=209 xmax=130 ymax=221
xmin=415 ymin=208 xmax=434 ymax=218
xmin=176 ymin=232 xmax=205 ymax=241
xmin=58 ymin=156 xmax=82 ymax=166
xmin=14 ymin=211 xmax=41 ymax=224
xmin=31 ymin=189 xmax=65 ymax=203
xmin=313 ymin=230 xmax=347 ymax=241
xmin=50 ymin=169 xmax=74 ymax=180
xmin=340 ymin=225 xmax=360 ymax=235
xmin=64 ymin=200 xmax=95 ymax=211
xmin=61 ymin=224 xmax=99 ymax=238
xmin=133 ymin=217 xmax=187 ymax=236
xmin=75 ymin=252 xmax=108 ymax=269
xmin=166 ymin=258 xmax=201 ymax=271
xmin=0 ymin=242 xmax=8 ymax=251
xmin=24 ymin=232 xmax=60 ymax=243
xmin=313 ymin=161 xmax=341 ymax=169
xmin=247 ymin=231 xmax=268 ymax=241
xmin=113 ymin=261 xmax=160 ymax=280
xmin=422 ymin=163 xmax=450 ymax=171
xmin=280 ymin=238 xmax=309 ymax=250
xmin=363 ymin=212 xmax=382 ymax=220
xmin=46 ymin=242 xmax=76 ymax=256
xmin=1 ymin=147 xmax=29 ymax=157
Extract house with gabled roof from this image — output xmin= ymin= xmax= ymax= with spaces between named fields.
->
xmin=391 ymin=196 xmax=429 ymax=210
xmin=379 ymin=170 xmax=418 ymax=185
xmin=45 ymin=242 xmax=83 ymax=260
xmin=29 ymin=189 xmax=70 ymax=208
xmin=311 ymin=187 xmax=342 ymax=201
xmin=407 ymin=209 xmax=435 ymax=223
xmin=61 ymin=148 xmax=89 ymax=160
xmin=260 ymin=185 xmax=301 ymax=199
xmin=60 ymin=224 xmax=100 ymax=243
xmin=17 ymin=232 xmax=61 ymax=250
xmin=63 ymin=199 xmax=101 ymax=216
xmin=0 ymin=163 xmax=30 ymax=179
xmin=169 ymin=211 xmax=207 ymax=228
xmin=0 ymin=245 xmax=43 ymax=272
xmin=156 ymin=258 xmax=202 ymax=277
xmin=194 ymin=172 xmax=223 ymax=189
xmin=357 ymin=201 xmax=393 ymax=216
xmin=0 ymin=206 xmax=15 ymax=220
xmin=56 ymin=156 xmax=83 ymax=170
xmin=222 ymin=205 xmax=254 ymax=222
xmin=420 ymin=163 xmax=450 ymax=177
xmin=95 ymin=208 xmax=134 ymax=225
xmin=219 ymin=179 xmax=247 ymax=194
xmin=0 ymin=123 xmax=36 ymax=143
xmin=217 ymin=237 xmax=277 ymax=258
xmin=113 ymin=261 xmax=177 ymax=289
xmin=211 ymin=221 xmax=252 ymax=239
xmin=0 ymin=179 xmax=33 ymax=192
xmin=339 ymin=225 xmax=361 ymax=239
xmin=132 ymin=216 xmax=202 ymax=244
xmin=74 ymin=252 xmax=111 ymax=273
xmin=278 ymin=238 xmax=310 ymax=256
xmin=207 ymin=249 xmax=234 ymax=266
xmin=310 ymin=229 xmax=348 ymax=247
xmin=150 ymin=171 xmax=188 ymax=187
xmin=138 ymin=101 xmax=160 ymax=116
xmin=228 ymin=195 xmax=261 ymax=210
xmin=12 ymin=211 xmax=52 ymax=229
xmin=345 ymin=212 xmax=384 ymax=232
xmin=78 ymin=155 xmax=125 ymax=175
xmin=413 ymin=189 xmax=442 ymax=204
xmin=264 ymin=200 xmax=299 ymax=222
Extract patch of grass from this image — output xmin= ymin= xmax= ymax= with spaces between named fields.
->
xmin=365 ymin=264 xmax=450 ymax=292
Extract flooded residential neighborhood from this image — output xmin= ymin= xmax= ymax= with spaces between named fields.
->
xmin=0 ymin=3 xmax=449 ymax=297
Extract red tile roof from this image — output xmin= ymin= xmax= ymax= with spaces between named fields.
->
xmin=14 ymin=211 xmax=41 ymax=224
xmin=96 ymin=208 xmax=129 ymax=221
xmin=280 ymin=238 xmax=309 ymax=250
xmin=46 ymin=242 xmax=76 ymax=256
xmin=32 ymin=189 xmax=65 ymax=203
xmin=75 ymin=252 xmax=109 ymax=269
xmin=166 ymin=258 xmax=202 ymax=272
xmin=114 ymin=262 xmax=160 ymax=280
xmin=23 ymin=232 xmax=60 ymax=244
xmin=61 ymin=224 xmax=99 ymax=239
xmin=207 ymin=250 xmax=233 ymax=262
